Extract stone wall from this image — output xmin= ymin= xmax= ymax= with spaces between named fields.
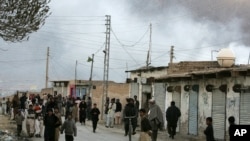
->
xmin=91 ymin=82 xmax=129 ymax=119
xmin=168 ymin=61 xmax=220 ymax=74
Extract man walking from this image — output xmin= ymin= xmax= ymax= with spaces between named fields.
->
xmin=79 ymin=99 xmax=87 ymax=125
xmin=90 ymin=103 xmax=100 ymax=133
xmin=166 ymin=101 xmax=181 ymax=139
xmin=148 ymin=99 xmax=164 ymax=141
xmin=44 ymin=109 xmax=60 ymax=141
xmin=123 ymin=98 xmax=137 ymax=136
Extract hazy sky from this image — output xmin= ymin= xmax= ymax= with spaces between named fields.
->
xmin=0 ymin=0 xmax=250 ymax=95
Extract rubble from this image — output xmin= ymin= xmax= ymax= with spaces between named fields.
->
xmin=0 ymin=115 xmax=30 ymax=141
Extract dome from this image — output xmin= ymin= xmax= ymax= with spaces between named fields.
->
xmin=217 ymin=48 xmax=235 ymax=67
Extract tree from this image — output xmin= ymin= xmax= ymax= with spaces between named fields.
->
xmin=0 ymin=0 xmax=51 ymax=42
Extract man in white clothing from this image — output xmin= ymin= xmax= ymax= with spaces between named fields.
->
xmin=1 ymin=97 xmax=7 ymax=115
xmin=106 ymin=98 xmax=116 ymax=128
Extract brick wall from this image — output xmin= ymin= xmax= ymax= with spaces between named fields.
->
xmin=91 ymin=82 xmax=129 ymax=118
xmin=168 ymin=61 xmax=220 ymax=74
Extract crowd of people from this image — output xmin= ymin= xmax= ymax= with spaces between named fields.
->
xmin=0 ymin=93 xmax=97 ymax=141
xmin=2 ymin=92 xmax=234 ymax=141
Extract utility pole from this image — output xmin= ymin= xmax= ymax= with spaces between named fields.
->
xmin=75 ymin=60 xmax=77 ymax=98
xmin=89 ymin=54 xmax=94 ymax=98
xmin=146 ymin=23 xmax=152 ymax=69
xmin=169 ymin=46 xmax=174 ymax=73
xmin=170 ymin=46 xmax=174 ymax=64
xmin=248 ymin=52 xmax=250 ymax=65
xmin=101 ymin=15 xmax=111 ymax=120
xmin=45 ymin=47 xmax=49 ymax=88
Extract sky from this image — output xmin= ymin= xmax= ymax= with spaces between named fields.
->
xmin=0 ymin=0 xmax=250 ymax=95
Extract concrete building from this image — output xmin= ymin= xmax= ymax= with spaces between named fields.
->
xmin=49 ymin=80 xmax=129 ymax=118
xmin=126 ymin=48 xmax=250 ymax=140
xmin=126 ymin=66 xmax=168 ymax=112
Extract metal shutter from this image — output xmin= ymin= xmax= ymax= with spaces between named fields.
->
xmin=188 ymin=90 xmax=198 ymax=135
xmin=212 ymin=89 xmax=226 ymax=140
xmin=142 ymin=85 xmax=151 ymax=93
xmin=130 ymin=83 xmax=139 ymax=97
xmin=240 ymin=90 xmax=250 ymax=124
xmin=154 ymin=83 xmax=166 ymax=125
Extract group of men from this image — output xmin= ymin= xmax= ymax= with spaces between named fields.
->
xmin=0 ymin=93 xmax=99 ymax=141
xmin=103 ymin=95 xmax=182 ymax=141
xmin=1 ymin=93 xmax=184 ymax=141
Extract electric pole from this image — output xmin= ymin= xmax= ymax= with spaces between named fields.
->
xmin=170 ymin=46 xmax=174 ymax=64
xmin=248 ymin=52 xmax=250 ymax=64
xmin=146 ymin=23 xmax=152 ymax=69
xmin=75 ymin=60 xmax=77 ymax=98
xmin=101 ymin=15 xmax=111 ymax=120
xmin=45 ymin=47 xmax=49 ymax=88
xmin=89 ymin=54 xmax=94 ymax=98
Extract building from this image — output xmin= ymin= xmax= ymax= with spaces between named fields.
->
xmin=162 ymin=61 xmax=250 ymax=140
xmin=49 ymin=80 xmax=129 ymax=119
xmin=126 ymin=48 xmax=250 ymax=140
xmin=126 ymin=66 xmax=168 ymax=117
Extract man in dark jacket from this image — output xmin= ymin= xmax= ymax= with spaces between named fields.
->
xmin=90 ymin=103 xmax=100 ymax=133
xmin=123 ymin=98 xmax=137 ymax=136
xmin=44 ymin=109 xmax=60 ymax=141
xmin=20 ymin=93 xmax=27 ymax=110
xmin=115 ymin=99 xmax=122 ymax=125
xmin=166 ymin=101 xmax=181 ymax=139
xmin=228 ymin=116 xmax=236 ymax=141
xmin=79 ymin=99 xmax=87 ymax=125
xmin=204 ymin=117 xmax=215 ymax=141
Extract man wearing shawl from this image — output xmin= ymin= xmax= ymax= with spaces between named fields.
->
xmin=148 ymin=99 xmax=164 ymax=141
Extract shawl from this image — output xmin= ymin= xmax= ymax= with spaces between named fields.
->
xmin=148 ymin=104 xmax=164 ymax=130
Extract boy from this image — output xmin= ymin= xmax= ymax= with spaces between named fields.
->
xmin=26 ymin=104 xmax=36 ymax=137
xmin=61 ymin=114 xmax=77 ymax=141
xmin=90 ymin=103 xmax=100 ymax=133
xmin=139 ymin=108 xmax=152 ymax=141
xmin=15 ymin=110 xmax=25 ymax=136
xmin=204 ymin=117 xmax=215 ymax=141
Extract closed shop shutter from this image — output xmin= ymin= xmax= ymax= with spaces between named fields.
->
xmin=154 ymin=83 xmax=166 ymax=119
xmin=172 ymin=91 xmax=181 ymax=108
xmin=130 ymin=83 xmax=139 ymax=97
xmin=142 ymin=85 xmax=151 ymax=93
xmin=172 ymin=90 xmax=181 ymax=132
xmin=240 ymin=90 xmax=250 ymax=124
xmin=212 ymin=89 xmax=226 ymax=140
xmin=188 ymin=90 xmax=198 ymax=135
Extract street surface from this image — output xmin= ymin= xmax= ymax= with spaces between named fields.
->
xmin=0 ymin=110 xmax=199 ymax=141
xmin=31 ymin=120 xmax=143 ymax=141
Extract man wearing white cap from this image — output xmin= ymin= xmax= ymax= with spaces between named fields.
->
xmin=148 ymin=99 xmax=164 ymax=141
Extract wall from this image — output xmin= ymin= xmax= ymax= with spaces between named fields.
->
xmin=91 ymin=82 xmax=129 ymax=119
xmin=168 ymin=61 xmax=220 ymax=74
xmin=130 ymin=68 xmax=168 ymax=80
xmin=165 ymin=76 xmax=250 ymax=139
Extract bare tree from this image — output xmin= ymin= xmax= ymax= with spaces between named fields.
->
xmin=0 ymin=0 xmax=51 ymax=42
